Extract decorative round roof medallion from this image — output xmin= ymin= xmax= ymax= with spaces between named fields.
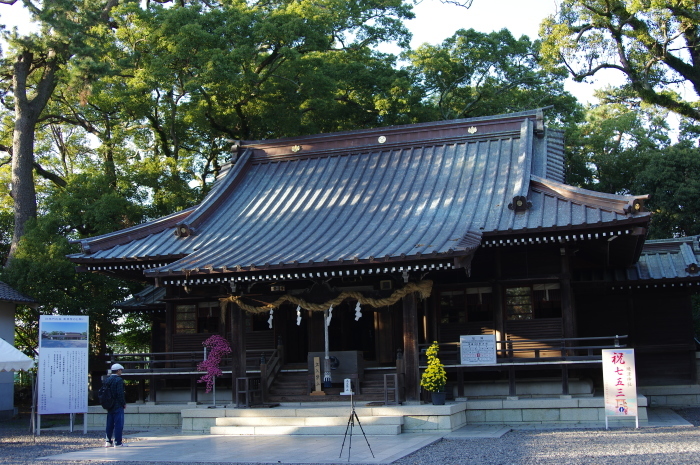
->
xmin=467 ymin=126 xmax=478 ymax=134
xmin=378 ymin=136 xmax=387 ymax=144
xmin=291 ymin=145 xmax=302 ymax=152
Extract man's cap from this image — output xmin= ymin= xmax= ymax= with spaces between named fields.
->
xmin=111 ymin=363 xmax=124 ymax=371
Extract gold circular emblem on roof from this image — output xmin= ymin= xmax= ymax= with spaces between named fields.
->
xmin=378 ymin=136 xmax=387 ymax=144
xmin=291 ymin=145 xmax=301 ymax=152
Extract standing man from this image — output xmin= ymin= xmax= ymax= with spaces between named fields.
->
xmin=104 ymin=363 xmax=127 ymax=447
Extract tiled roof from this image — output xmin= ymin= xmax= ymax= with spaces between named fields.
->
xmin=116 ymin=286 xmax=166 ymax=310
xmin=68 ymin=110 xmax=650 ymax=281
xmin=573 ymin=236 xmax=700 ymax=285
xmin=632 ymin=236 xmax=700 ymax=281
xmin=0 ymin=282 xmax=37 ymax=305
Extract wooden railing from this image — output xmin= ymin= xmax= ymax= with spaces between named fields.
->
xmin=260 ymin=345 xmax=284 ymax=402
xmin=418 ymin=335 xmax=628 ymax=397
xmin=419 ymin=335 xmax=628 ymax=365
xmin=107 ymin=348 xmax=277 ymax=374
xmin=108 ymin=350 xmax=207 ymax=373
xmin=106 ymin=347 xmax=279 ymax=404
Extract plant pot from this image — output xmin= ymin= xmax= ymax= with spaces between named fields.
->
xmin=431 ymin=391 xmax=446 ymax=405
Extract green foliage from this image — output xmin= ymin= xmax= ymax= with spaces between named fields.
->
xmin=0 ymin=209 xmax=12 ymax=265
xmin=420 ymin=341 xmax=447 ymax=393
xmin=405 ymin=28 xmax=581 ymax=124
xmin=632 ymin=141 xmax=700 ymax=239
xmin=43 ymin=172 xmax=144 ymax=237
xmin=0 ymin=216 xmax=139 ymax=357
xmin=1 ymin=0 xmax=699 ymax=363
xmin=565 ymin=88 xmax=670 ymax=194
xmin=540 ymin=0 xmax=700 ymax=121
xmin=563 ymin=88 xmax=700 ymax=240
xmin=112 ymin=313 xmax=152 ymax=354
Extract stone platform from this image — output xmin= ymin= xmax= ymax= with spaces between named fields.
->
xmin=85 ymin=394 xmax=649 ymax=434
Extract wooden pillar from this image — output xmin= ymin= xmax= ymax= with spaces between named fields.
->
xmin=493 ymin=249 xmax=505 ymax=354
xmin=402 ymin=292 xmax=420 ymax=402
xmin=560 ymin=245 xmax=576 ymax=339
xmin=230 ymin=303 xmax=247 ymax=403
xmin=494 ymin=281 xmax=505 ymax=354
xmin=164 ymin=301 xmax=174 ymax=353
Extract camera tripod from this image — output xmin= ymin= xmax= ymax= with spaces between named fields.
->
xmin=339 ymin=392 xmax=374 ymax=461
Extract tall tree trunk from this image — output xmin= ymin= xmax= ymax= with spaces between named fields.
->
xmin=7 ymin=50 xmax=60 ymax=264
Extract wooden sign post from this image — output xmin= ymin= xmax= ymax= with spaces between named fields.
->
xmin=310 ymin=356 xmax=325 ymax=396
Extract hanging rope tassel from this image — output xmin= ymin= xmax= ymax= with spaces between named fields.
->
xmin=296 ymin=306 xmax=302 ymax=326
xmin=354 ymin=301 xmax=362 ymax=321
xmin=267 ymin=309 xmax=274 ymax=329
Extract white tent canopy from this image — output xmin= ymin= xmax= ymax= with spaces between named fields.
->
xmin=0 ymin=337 xmax=33 ymax=372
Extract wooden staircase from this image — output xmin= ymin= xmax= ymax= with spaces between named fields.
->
xmin=265 ymin=364 xmax=398 ymax=404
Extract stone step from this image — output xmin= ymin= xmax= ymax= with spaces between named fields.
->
xmin=210 ymin=423 xmax=402 ymax=436
xmin=215 ymin=415 xmax=403 ymax=427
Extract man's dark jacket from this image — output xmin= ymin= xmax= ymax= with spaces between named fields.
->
xmin=104 ymin=374 xmax=125 ymax=412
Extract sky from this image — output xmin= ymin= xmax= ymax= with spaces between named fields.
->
xmin=403 ymin=0 xmax=620 ymax=104
xmin=0 ymin=0 xmax=611 ymax=104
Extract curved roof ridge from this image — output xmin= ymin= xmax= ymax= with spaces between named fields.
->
xmin=530 ymin=175 xmax=649 ymax=216
xmin=174 ymin=149 xmax=252 ymax=234
xmin=241 ymin=109 xmax=543 ymax=147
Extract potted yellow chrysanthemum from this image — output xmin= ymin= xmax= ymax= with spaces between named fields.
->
xmin=420 ymin=341 xmax=448 ymax=405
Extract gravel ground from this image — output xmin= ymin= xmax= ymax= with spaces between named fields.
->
xmin=3 ymin=409 xmax=700 ymax=465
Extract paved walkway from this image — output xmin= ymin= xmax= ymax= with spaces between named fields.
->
xmin=39 ymin=408 xmax=692 ymax=464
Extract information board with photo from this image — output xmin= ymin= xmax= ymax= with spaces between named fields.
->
xmin=38 ymin=315 xmax=89 ymax=414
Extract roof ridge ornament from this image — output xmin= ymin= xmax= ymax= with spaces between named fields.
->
xmin=625 ymin=199 xmax=644 ymax=214
xmin=508 ymin=195 xmax=531 ymax=212
xmin=174 ymin=223 xmax=195 ymax=237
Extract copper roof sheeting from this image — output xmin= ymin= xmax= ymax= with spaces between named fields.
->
xmin=632 ymin=237 xmax=700 ymax=281
xmin=68 ymin=110 xmax=649 ymax=279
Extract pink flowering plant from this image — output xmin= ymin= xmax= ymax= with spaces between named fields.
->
xmin=197 ymin=335 xmax=232 ymax=393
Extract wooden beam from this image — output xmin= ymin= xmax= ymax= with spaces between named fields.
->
xmin=230 ymin=303 xmax=246 ymax=403
xmin=560 ymin=245 xmax=576 ymax=339
xmin=402 ymin=292 xmax=420 ymax=402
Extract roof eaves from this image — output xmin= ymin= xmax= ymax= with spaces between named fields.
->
xmin=72 ymin=207 xmax=196 ymax=255
xmin=144 ymin=248 xmax=480 ymax=279
xmin=0 ymin=281 xmax=38 ymax=306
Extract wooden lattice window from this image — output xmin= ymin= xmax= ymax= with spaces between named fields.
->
xmin=505 ymin=284 xmax=561 ymax=320
xmin=175 ymin=304 xmax=197 ymax=334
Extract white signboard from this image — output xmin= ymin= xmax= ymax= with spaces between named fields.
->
xmin=460 ymin=334 xmax=497 ymax=365
xmin=602 ymin=349 xmax=638 ymax=425
xmin=38 ymin=315 xmax=89 ymax=414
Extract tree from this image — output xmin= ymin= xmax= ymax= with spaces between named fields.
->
xmin=540 ymin=0 xmax=700 ymax=121
xmin=633 ymin=140 xmax=700 ymax=238
xmin=565 ymin=87 xmax=671 ymax=193
xmin=107 ymin=0 xmax=416 ymax=141
xmin=405 ymin=28 xmax=582 ymax=124
xmin=0 ymin=0 xmax=424 ymax=358
xmin=1 ymin=214 xmax=140 ymax=358
xmin=1 ymin=0 xmax=123 ymax=263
